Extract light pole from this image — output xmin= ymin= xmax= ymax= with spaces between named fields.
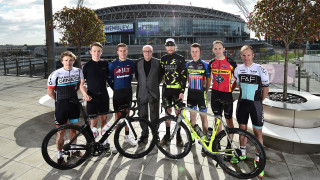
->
xmin=44 ymin=0 xmax=55 ymax=77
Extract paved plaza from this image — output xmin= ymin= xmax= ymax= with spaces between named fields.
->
xmin=0 ymin=75 xmax=320 ymax=179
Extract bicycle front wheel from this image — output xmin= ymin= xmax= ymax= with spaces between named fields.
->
xmin=41 ymin=124 xmax=92 ymax=170
xmin=212 ymin=128 xmax=266 ymax=179
xmin=155 ymin=116 xmax=192 ymax=159
xmin=114 ymin=117 xmax=157 ymax=158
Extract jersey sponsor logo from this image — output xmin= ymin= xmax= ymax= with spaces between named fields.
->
xmin=188 ymin=69 xmax=205 ymax=74
xmin=57 ymin=75 xmax=80 ymax=84
xmin=116 ymin=74 xmax=130 ymax=78
xmin=221 ymin=64 xmax=228 ymax=68
xmin=212 ymin=69 xmax=230 ymax=74
xmin=250 ymin=70 xmax=257 ymax=74
xmin=164 ymin=64 xmax=177 ymax=71
xmin=239 ymin=74 xmax=258 ymax=84
xmin=114 ymin=67 xmax=131 ymax=75
xmin=188 ymin=74 xmax=203 ymax=79
xmin=197 ymin=65 xmax=204 ymax=70
xmin=214 ymin=75 xmax=224 ymax=83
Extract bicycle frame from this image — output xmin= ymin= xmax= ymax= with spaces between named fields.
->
xmin=172 ymin=106 xmax=238 ymax=157
xmin=65 ymin=100 xmax=138 ymax=151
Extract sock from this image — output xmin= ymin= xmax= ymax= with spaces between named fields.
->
xmin=240 ymin=146 xmax=246 ymax=156
xmin=166 ymin=127 xmax=170 ymax=137
xmin=125 ymin=130 xmax=129 ymax=135
xmin=58 ymin=150 xmax=63 ymax=159
xmin=255 ymin=153 xmax=260 ymax=161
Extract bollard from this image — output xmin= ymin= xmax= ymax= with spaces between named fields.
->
xmin=15 ymin=58 xmax=19 ymax=76
xmin=3 ymin=58 xmax=7 ymax=75
xmin=306 ymin=75 xmax=310 ymax=92
xmin=29 ymin=58 xmax=32 ymax=77
xmin=297 ymin=63 xmax=301 ymax=91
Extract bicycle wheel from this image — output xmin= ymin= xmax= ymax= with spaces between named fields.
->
xmin=212 ymin=128 xmax=266 ymax=179
xmin=155 ymin=116 xmax=192 ymax=159
xmin=114 ymin=117 xmax=157 ymax=159
xmin=41 ymin=124 xmax=92 ymax=170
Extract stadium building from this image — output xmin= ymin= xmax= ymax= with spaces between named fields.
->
xmin=95 ymin=4 xmax=249 ymax=46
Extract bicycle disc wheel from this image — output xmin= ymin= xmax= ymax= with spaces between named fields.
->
xmin=114 ymin=117 xmax=157 ymax=159
xmin=41 ymin=124 xmax=92 ymax=170
xmin=155 ymin=116 xmax=192 ymax=159
xmin=212 ymin=128 xmax=266 ymax=179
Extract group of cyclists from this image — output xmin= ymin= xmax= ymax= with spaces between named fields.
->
xmin=47 ymin=38 xmax=269 ymax=177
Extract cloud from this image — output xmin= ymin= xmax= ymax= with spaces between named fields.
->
xmin=0 ymin=0 xmax=257 ymax=45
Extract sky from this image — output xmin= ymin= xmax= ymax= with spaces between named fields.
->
xmin=0 ymin=0 xmax=257 ymax=45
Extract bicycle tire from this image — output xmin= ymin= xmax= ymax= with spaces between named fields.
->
xmin=114 ymin=117 xmax=157 ymax=159
xmin=212 ymin=128 xmax=266 ymax=179
xmin=41 ymin=124 xmax=92 ymax=170
xmin=155 ymin=116 xmax=192 ymax=159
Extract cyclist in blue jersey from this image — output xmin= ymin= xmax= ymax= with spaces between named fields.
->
xmin=232 ymin=45 xmax=269 ymax=178
xmin=108 ymin=43 xmax=136 ymax=154
xmin=47 ymin=51 xmax=91 ymax=165
xmin=186 ymin=43 xmax=210 ymax=145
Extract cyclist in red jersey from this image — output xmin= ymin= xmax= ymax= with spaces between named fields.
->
xmin=208 ymin=40 xmax=237 ymax=135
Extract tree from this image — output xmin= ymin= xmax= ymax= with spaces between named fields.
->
xmin=247 ymin=0 xmax=320 ymax=100
xmin=52 ymin=6 xmax=106 ymax=67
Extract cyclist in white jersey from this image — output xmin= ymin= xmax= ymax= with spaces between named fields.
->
xmin=232 ymin=45 xmax=269 ymax=178
xmin=47 ymin=51 xmax=91 ymax=165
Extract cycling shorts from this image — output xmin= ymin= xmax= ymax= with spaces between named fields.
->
xmin=113 ymin=88 xmax=132 ymax=111
xmin=211 ymin=96 xmax=233 ymax=119
xmin=86 ymin=92 xmax=109 ymax=120
xmin=187 ymin=89 xmax=207 ymax=112
xmin=55 ymin=100 xmax=80 ymax=126
xmin=236 ymin=100 xmax=264 ymax=129
xmin=162 ymin=88 xmax=181 ymax=108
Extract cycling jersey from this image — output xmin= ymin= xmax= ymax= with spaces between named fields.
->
xmin=160 ymin=53 xmax=187 ymax=94
xmin=47 ymin=67 xmax=83 ymax=101
xmin=82 ymin=60 xmax=108 ymax=95
xmin=235 ymin=63 xmax=269 ymax=101
xmin=186 ymin=59 xmax=210 ymax=90
xmin=108 ymin=58 xmax=135 ymax=90
xmin=208 ymin=56 xmax=237 ymax=92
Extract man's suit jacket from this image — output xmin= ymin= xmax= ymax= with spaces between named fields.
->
xmin=135 ymin=57 xmax=162 ymax=104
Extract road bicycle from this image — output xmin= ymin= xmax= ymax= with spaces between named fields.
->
xmin=41 ymin=99 xmax=156 ymax=170
xmin=155 ymin=101 xmax=266 ymax=179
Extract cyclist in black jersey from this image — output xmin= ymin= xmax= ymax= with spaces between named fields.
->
xmin=160 ymin=38 xmax=187 ymax=147
xmin=82 ymin=42 xmax=110 ymax=149
xmin=47 ymin=51 xmax=91 ymax=165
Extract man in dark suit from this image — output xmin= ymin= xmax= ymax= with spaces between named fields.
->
xmin=135 ymin=45 xmax=163 ymax=143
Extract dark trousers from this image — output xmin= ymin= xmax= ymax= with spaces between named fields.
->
xmin=138 ymin=99 xmax=159 ymax=136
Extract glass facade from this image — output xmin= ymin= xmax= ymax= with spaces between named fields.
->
xmin=103 ymin=18 xmax=249 ymax=45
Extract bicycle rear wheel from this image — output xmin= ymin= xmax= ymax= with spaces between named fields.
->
xmin=41 ymin=124 xmax=92 ymax=170
xmin=114 ymin=117 xmax=157 ymax=158
xmin=212 ymin=128 xmax=266 ymax=179
xmin=155 ymin=116 xmax=192 ymax=159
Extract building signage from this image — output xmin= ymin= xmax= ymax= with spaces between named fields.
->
xmin=138 ymin=22 xmax=159 ymax=35
xmin=104 ymin=23 xmax=134 ymax=33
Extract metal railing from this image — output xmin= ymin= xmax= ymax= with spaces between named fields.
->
xmin=1 ymin=56 xmax=320 ymax=95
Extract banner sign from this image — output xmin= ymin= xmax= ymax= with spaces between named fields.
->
xmin=138 ymin=22 xmax=159 ymax=35
xmin=104 ymin=23 xmax=134 ymax=33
